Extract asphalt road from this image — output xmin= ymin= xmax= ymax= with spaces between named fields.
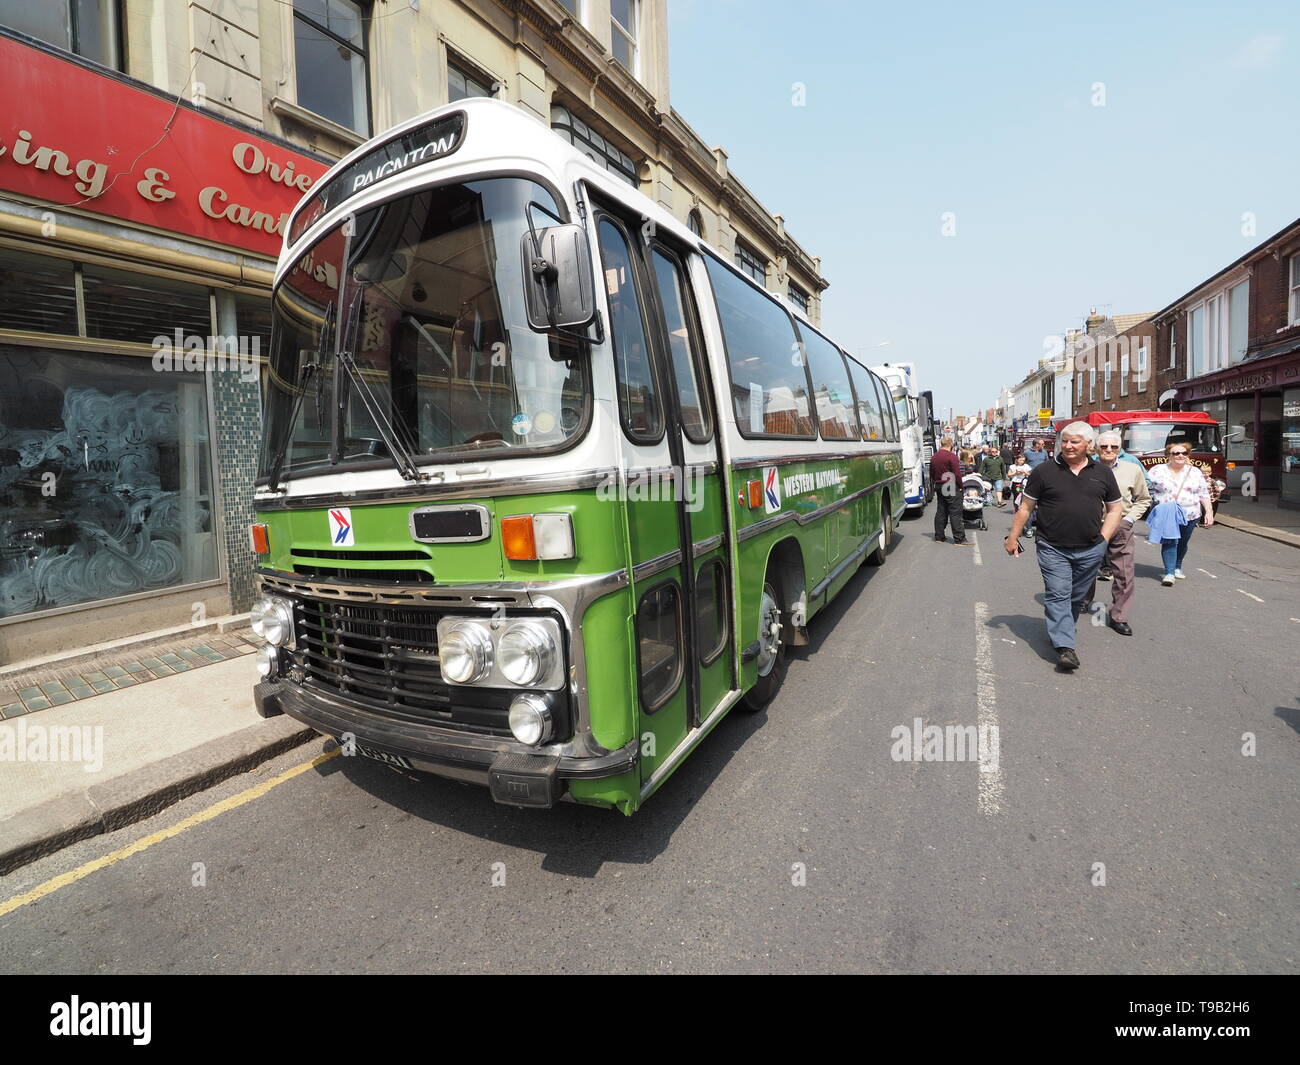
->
xmin=2 ymin=503 xmax=1297 ymax=974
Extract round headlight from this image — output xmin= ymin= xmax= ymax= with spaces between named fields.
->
xmin=261 ymin=601 xmax=294 ymax=647
xmin=439 ymin=622 xmax=492 ymax=684
xmin=255 ymin=644 xmax=279 ymax=678
xmin=249 ymin=596 xmax=273 ymax=639
xmin=497 ymin=622 xmax=556 ymax=687
xmin=508 ymin=694 xmax=553 ymax=746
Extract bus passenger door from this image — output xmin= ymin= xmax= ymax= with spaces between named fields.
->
xmin=592 ymin=212 xmax=693 ymax=790
xmin=644 ymin=241 xmax=734 ymax=740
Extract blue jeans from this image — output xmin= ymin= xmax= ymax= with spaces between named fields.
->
xmin=1160 ymin=522 xmax=1195 ymax=576
xmin=1034 ymin=538 xmax=1108 ymax=650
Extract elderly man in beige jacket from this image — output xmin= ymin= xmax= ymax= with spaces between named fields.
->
xmin=1083 ymin=430 xmax=1151 ymax=635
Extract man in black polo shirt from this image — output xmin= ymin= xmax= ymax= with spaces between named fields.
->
xmin=1004 ymin=422 xmax=1122 ymax=671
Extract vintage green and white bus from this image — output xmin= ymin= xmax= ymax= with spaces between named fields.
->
xmin=249 ymin=98 xmax=904 ymax=813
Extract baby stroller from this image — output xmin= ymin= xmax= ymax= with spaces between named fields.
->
xmin=961 ymin=473 xmax=990 ymax=531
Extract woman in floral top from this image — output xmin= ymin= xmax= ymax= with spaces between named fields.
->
xmin=1147 ymin=441 xmax=1214 ymax=585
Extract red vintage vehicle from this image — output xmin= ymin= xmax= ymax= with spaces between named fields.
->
xmin=1054 ymin=410 xmax=1229 ymax=504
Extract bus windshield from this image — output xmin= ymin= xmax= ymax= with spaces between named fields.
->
xmin=893 ymin=392 xmax=913 ymax=430
xmin=259 ymin=178 xmax=588 ymax=482
xmin=1121 ymin=422 xmax=1221 ymax=455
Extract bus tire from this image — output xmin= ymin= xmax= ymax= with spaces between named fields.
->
xmin=741 ymin=577 xmax=787 ymax=711
xmin=867 ymin=500 xmax=892 ymax=566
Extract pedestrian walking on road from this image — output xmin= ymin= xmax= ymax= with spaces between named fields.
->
xmin=1082 ymin=431 xmax=1151 ymax=635
xmin=1007 ymin=453 xmax=1031 ymax=508
xmin=1147 ymin=442 xmax=1214 ymax=585
xmin=1004 ymin=422 xmax=1123 ymax=671
xmin=1024 ymin=439 xmax=1049 ymax=469
xmin=931 ymin=436 xmax=969 ymax=545
xmin=979 ymin=446 xmax=1007 ymax=506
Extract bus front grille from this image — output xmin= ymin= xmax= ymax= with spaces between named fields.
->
xmin=294 ymin=600 xmax=512 ymax=735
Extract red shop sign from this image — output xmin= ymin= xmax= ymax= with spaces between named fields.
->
xmin=0 ymin=35 xmax=329 ymax=256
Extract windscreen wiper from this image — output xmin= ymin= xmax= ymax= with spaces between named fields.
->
xmin=266 ymin=301 xmax=334 ymax=492
xmin=334 ymin=284 xmax=425 ymax=482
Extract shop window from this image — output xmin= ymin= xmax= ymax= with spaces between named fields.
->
xmin=293 ymin=0 xmax=370 ymax=136
xmin=787 ymin=284 xmax=809 ymax=313
xmin=0 ymin=248 xmax=79 ymax=335
xmin=0 ymin=0 xmax=122 ymax=69
xmin=636 ymin=580 xmax=681 ymax=712
xmin=0 ymin=346 xmax=218 ymax=619
xmin=233 ymin=294 xmax=273 ymax=359
xmin=705 ymin=255 xmax=814 ymax=438
xmin=82 ymin=265 xmax=212 ymax=345
xmin=696 ymin=559 xmax=728 ymax=665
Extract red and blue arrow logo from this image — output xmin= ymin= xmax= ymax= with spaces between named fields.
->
xmin=329 ymin=508 xmax=353 ymax=546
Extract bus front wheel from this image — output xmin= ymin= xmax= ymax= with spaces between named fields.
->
xmin=741 ymin=578 xmax=788 ymax=711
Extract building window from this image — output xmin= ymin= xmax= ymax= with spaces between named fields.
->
xmin=610 ymin=0 xmax=639 ymax=76
xmin=1291 ymin=256 xmax=1300 ymax=325
xmin=1229 ymin=279 xmax=1249 ymax=364
xmin=1077 ymin=371 xmax=1083 ymax=405
xmin=1103 ymin=359 xmax=1111 ymax=400
xmin=0 ymin=0 xmax=122 ymax=69
xmin=448 ymin=57 xmax=495 ymax=102
xmin=1120 ymin=352 xmax=1129 ymax=397
xmin=550 ymin=104 xmax=638 ymax=186
xmin=1169 ymin=322 xmax=1177 ymax=371
xmin=293 ymin=0 xmax=370 ymax=136
xmin=1136 ymin=345 xmax=1148 ymax=393
xmin=1188 ymin=304 xmax=1203 ymax=376
xmin=787 ymin=284 xmax=809 ymax=313
xmin=1089 ymin=367 xmax=1095 ymax=403
xmin=733 ymin=239 xmax=766 ymax=284
xmin=688 ymin=210 xmax=704 ymax=238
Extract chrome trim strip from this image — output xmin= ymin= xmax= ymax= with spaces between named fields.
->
xmin=691 ymin=533 xmax=724 ymax=558
xmin=631 ymin=549 xmax=682 ymax=581
xmin=732 ymin=449 xmax=897 ymax=471
xmin=735 ymin=472 xmax=902 ymax=543
xmin=253 ymin=467 xmax=622 ymax=510
xmin=639 ymin=689 xmax=743 ymax=802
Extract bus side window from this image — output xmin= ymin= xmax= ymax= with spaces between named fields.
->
xmin=798 ymin=327 xmax=858 ymax=440
xmin=847 ymin=358 xmax=885 ymax=440
xmin=872 ymin=373 xmax=898 ymax=441
xmin=650 ymin=248 xmax=713 ymax=443
xmin=597 ymin=219 xmax=663 ymax=443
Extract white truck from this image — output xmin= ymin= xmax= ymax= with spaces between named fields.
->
xmin=870 ymin=362 xmax=932 ymax=512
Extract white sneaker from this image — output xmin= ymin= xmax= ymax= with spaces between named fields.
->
xmin=1174 ymin=569 xmax=1186 ymax=579
xmin=1161 ymin=574 xmax=1175 ymax=586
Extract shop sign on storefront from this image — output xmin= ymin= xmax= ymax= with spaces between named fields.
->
xmin=0 ymin=35 xmax=328 ymax=256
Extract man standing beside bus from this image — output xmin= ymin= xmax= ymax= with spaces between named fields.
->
xmin=931 ymin=436 xmax=968 ymax=545
xmin=1004 ymin=423 xmax=1123 ymax=671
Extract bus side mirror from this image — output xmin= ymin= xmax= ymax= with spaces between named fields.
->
xmin=1225 ymin=425 xmax=1246 ymax=444
xmin=521 ymin=225 xmax=596 ymax=331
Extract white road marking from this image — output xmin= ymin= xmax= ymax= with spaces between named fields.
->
xmin=974 ymin=601 xmax=1002 ymax=817
xmin=1196 ymin=567 xmax=1218 ymax=579
xmin=1237 ymin=589 xmax=1265 ymax=603
xmin=971 ymin=532 xmax=982 ymax=566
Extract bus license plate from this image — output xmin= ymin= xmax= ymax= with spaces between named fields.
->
xmin=355 ymin=743 xmax=412 ymax=769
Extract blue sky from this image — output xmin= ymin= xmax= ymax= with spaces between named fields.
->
xmin=668 ymin=0 xmax=1299 ymax=417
